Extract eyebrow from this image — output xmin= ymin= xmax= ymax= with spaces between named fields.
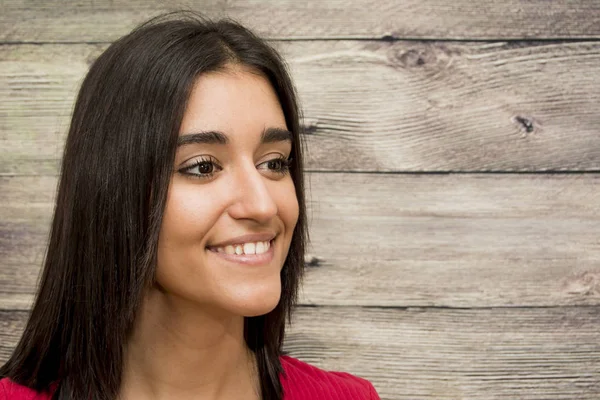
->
xmin=177 ymin=127 xmax=292 ymax=147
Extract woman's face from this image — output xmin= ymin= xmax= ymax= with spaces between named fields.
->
xmin=155 ymin=65 xmax=299 ymax=317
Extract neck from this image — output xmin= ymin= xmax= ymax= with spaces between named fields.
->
xmin=119 ymin=287 xmax=260 ymax=400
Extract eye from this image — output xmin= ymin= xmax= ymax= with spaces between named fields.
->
xmin=196 ymin=161 xmax=213 ymax=174
xmin=258 ymin=156 xmax=292 ymax=175
xmin=179 ymin=156 xmax=222 ymax=179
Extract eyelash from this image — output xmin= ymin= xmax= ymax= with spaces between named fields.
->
xmin=179 ymin=155 xmax=292 ymax=180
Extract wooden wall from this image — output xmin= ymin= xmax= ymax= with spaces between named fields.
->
xmin=1 ymin=1 xmax=600 ymax=398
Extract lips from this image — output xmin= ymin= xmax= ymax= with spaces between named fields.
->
xmin=208 ymin=238 xmax=276 ymax=266
xmin=205 ymin=232 xmax=278 ymax=266
xmin=207 ymin=232 xmax=277 ymax=249
xmin=211 ymin=240 xmax=272 ymax=256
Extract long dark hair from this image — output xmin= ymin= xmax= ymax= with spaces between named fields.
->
xmin=0 ymin=11 xmax=307 ymax=400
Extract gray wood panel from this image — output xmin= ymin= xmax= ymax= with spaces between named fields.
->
xmin=2 ymin=173 xmax=599 ymax=310
xmin=2 ymin=306 xmax=599 ymax=399
xmin=2 ymin=0 xmax=600 ymax=42
xmin=2 ymin=41 xmax=600 ymax=175
xmin=286 ymin=306 xmax=600 ymax=399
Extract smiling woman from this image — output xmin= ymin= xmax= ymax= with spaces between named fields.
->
xmin=0 ymin=11 xmax=378 ymax=400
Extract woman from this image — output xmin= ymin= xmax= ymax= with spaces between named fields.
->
xmin=0 ymin=11 xmax=379 ymax=400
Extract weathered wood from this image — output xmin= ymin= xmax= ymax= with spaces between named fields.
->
xmin=2 ymin=173 xmax=599 ymax=310
xmin=2 ymin=0 xmax=600 ymax=42
xmin=0 ymin=310 xmax=27 ymax=362
xmin=286 ymin=306 xmax=600 ymax=399
xmin=2 ymin=41 xmax=600 ymax=175
xmin=2 ymin=306 xmax=599 ymax=399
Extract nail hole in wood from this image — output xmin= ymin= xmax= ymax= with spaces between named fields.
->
xmin=515 ymin=116 xmax=535 ymax=133
xmin=301 ymin=123 xmax=318 ymax=135
xmin=304 ymin=254 xmax=322 ymax=268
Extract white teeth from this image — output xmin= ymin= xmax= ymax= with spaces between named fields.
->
xmin=215 ymin=241 xmax=271 ymax=256
xmin=243 ymin=242 xmax=256 ymax=255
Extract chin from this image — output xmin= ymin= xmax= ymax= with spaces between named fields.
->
xmin=242 ymin=303 xmax=279 ymax=317
xmin=229 ymin=282 xmax=282 ymax=318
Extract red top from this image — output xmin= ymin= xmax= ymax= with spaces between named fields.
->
xmin=0 ymin=355 xmax=379 ymax=399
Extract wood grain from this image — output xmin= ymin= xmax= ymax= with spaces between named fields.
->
xmin=2 ymin=2 xmax=599 ymax=399
xmin=286 ymin=306 xmax=600 ymax=399
xmin=2 ymin=306 xmax=599 ymax=399
xmin=2 ymin=0 xmax=600 ymax=42
xmin=2 ymin=173 xmax=599 ymax=310
xmin=2 ymin=41 xmax=600 ymax=175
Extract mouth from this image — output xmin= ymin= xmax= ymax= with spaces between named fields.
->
xmin=206 ymin=238 xmax=276 ymax=266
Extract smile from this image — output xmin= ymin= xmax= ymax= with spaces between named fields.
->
xmin=207 ymin=239 xmax=275 ymax=266
xmin=213 ymin=240 xmax=271 ymax=255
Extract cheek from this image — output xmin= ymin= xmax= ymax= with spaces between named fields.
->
xmin=158 ymin=182 xmax=220 ymax=251
xmin=278 ymin=178 xmax=299 ymax=232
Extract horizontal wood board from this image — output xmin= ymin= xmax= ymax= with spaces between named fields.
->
xmin=2 ymin=0 xmax=600 ymax=42
xmin=2 ymin=173 xmax=599 ymax=310
xmin=2 ymin=41 xmax=600 ymax=174
xmin=1 ymin=306 xmax=599 ymax=399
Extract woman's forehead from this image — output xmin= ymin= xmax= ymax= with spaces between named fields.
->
xmin=179 ymin=67 xmax=287 ymax=138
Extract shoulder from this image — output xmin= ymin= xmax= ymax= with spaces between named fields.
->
xmin=0 ymin=378 xmax=52 ymax=400
xmin=280 ymin=355 xmax=379 ymax=400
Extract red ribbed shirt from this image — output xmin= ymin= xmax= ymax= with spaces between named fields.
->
xmin=0 ymin=356 xmax=379 ymax=399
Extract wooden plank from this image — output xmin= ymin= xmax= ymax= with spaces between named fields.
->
xmin=0 ymin=310 xmax=27 ymax=362
xmin=2 ymin=41 xmax=600 ymax=175
xmin=2 ymin=0 xmax=600 ymax=42
xmin=2 ymin=173 xmax=599 ymax=310
xmin=2 ymin=306 xmax=599 ymax=399
xmin=286 ymin=306 xmax=600 ymax=399
xmin=0 ymin=44 xmax=100 ymax=175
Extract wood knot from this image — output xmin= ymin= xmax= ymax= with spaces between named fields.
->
xmin=563 ymin=271 xmax=600 ymax=297
xmin=301 ymin=120 xmax=318 ymax=135
xmin=397 ymin=49 xmax=429 ymax=67
xmin=388 ymin=44 xmax=454 ymax=72
xmin=380 ymin=34 xmax=397 ymax=42
xmin=304 ymin=254 xmax=322 ymax=268
xmin=514 ymin=115 xmax=535 ymax=133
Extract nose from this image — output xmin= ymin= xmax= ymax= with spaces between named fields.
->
xmin=227 ymin=160 xmax=278 ymax=223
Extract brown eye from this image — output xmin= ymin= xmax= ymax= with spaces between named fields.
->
xmin=258 ymin=157 xmax=291 ymax=176
xmin=179 ymin=156 xmax=222 ymax=179
xmin=197 ymin=161 xmax=213 ymax=174
xmin=268 ymin=159 xmax=283 ymax=170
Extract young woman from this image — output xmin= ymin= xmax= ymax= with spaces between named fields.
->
xmin=0 ymin=11 xmax=379 ymax=400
